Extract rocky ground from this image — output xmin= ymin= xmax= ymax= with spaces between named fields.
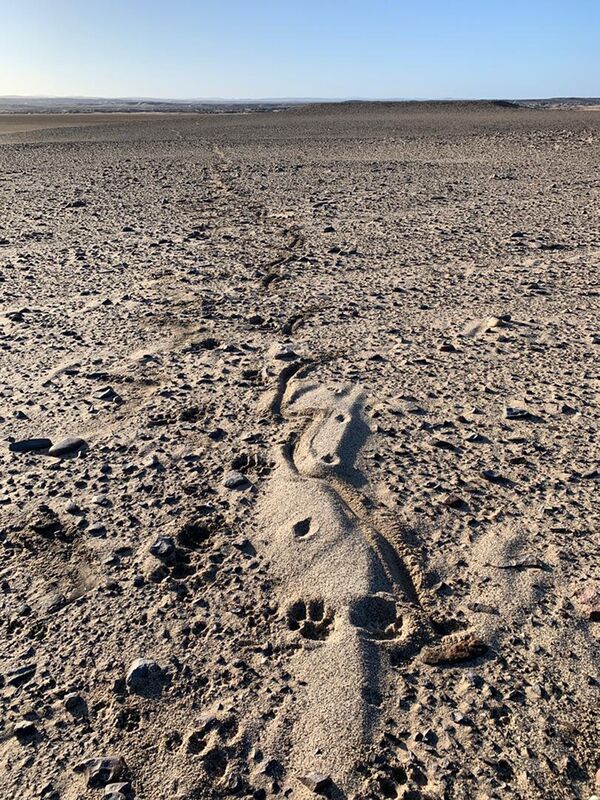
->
xmin=0 ymin=103 xmax=599 ymax=800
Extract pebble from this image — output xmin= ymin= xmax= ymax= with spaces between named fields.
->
xmin=575 ymin=584 xmax=600 ymax=621
xmin=126 ymin=658 xmax=163 ymax=694
xmin=29 ymin=505 xmax=62 ymax=537
xmin=13 ymin=720 xmax=36 ymax=740
xmin=78 ymin=757 xmax=127 ymax=789
xmin=104 ymin=783 xmax=133 ymax=799
xmin=64 ymin=693 xmax=87 ymax=718
xmin=41 ymin=592 xmax=66 ymax=614
xmin=94 ymin=386 xmax=123 ymax=403
xmin=443 ymin=494 xmax=470 ymax=512
xmin=150 ymin=535 xmax=176 ymax=560
xmin=48 ymin=436 xmax=88 ymax=457
xmin=299 ymin=773 xmax=333 ymax=793
xmin=88 ymin=522 xmax=107 ymax=537
xmin=222 ymin=470 xmax=249 ymax=489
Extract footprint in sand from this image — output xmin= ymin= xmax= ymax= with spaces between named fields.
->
xmin=255 ymin=356 xmax=438 ymax=797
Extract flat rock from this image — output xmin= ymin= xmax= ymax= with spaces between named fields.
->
xmin=299 ymin=773 xmax=333 ymax=794
xmin=48 ymin=436 xmax=88 ymax=457
xmin=104 ymin=782 xmax=133 ymax=798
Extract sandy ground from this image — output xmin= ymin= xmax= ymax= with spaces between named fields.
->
xmin=0 ymin=104 xmax=599 ymax=800
xmin=0 ymin=112 xmax=204 ymax=136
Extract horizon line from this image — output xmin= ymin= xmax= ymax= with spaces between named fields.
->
xmin=2 ymin=94 xmax=600 ymax=103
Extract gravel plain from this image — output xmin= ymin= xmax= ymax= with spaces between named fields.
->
xmin=0 ymin=103 xmax=599 ymax=800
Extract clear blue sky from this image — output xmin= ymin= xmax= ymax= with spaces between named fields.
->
xmin=2 ymin=0 xmax=599 ymax=99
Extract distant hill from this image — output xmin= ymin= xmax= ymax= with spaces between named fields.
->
xmin=0 ymin=96 xmax=598 ymax=114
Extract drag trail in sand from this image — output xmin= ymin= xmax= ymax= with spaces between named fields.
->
xmin=0 ymin=103 xmax=599 ymax=800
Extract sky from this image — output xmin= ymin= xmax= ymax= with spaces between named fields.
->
xmin=1 ymin=0 xmax=599 ymax=100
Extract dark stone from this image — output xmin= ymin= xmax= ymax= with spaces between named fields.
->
xmin=126 ymin=658 xmax=163 ymax=695
xmin=9 ymin=438 xmax=52 ymax=453
xmin=149 ymin=535 xmax=176 ymax=560
xmin=14 ymin=720 xmax=37 ymax=741
xmin=7 ymin=663 xmax=36 ymax=686
xmin=64 ymin=693 xmax=88 ymax=718
xmin=222 ymin=470 xmax=249 ymax=489
xmin=76 ymin=757 xmax=127 ymax=789
xmin=299 ymin=773 xmax=334 ymax=794
xmin=442 ymin=494 xmax=470 ymax=512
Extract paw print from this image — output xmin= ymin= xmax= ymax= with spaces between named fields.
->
xmin=287 ymin=598 xmax=334 ymax=640
xmin=349 ymin=595 xmax=407 ymax=641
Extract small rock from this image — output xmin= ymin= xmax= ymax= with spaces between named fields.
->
xmin=104 ymin=782 xmax=133 ymax=798
xmin=482 ymin=469 xmax=512 ymax=486
xmin=87 ymin=522 xmax=107 ymax=537
xmin=431 ymin=438 xmax=457 ymax=451
xmin=41 ymin=592 xmax=66 ymax=614
xmin=77 ymin=756 xmax=127 ymax=789
xmin=94 ymin=386 xmax=122 ymax=403
xmin=443 ymin=494 xmax=470 ymax=512
xmin=299 ymin=773 xmax=333 ymax=794
xmin=222 ymin=470 xmax=249 ymax=489
xmin=126 ymin=658 xmax=163 ymax=694
xmin=575 ymin=584 xmax=600 ymax=621
xmin=149 ymin=535 xmax=175 ymax=560
xmin=64 ymin=693 xmax=87 ymax=718
xmin=48 ymin=437 xmax=88 ymax=457
xmin=13 ymin=720 xmax=36 ymax=741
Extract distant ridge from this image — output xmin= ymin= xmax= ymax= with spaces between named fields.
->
xmin=0 ymin=96 xmax=598 ymax=114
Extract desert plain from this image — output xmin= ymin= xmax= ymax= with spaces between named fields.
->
xmin=0 ymin=102 xmax=599 ymax=800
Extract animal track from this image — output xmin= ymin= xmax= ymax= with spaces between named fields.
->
xmin=287 ymin=598 xmax=334 ymax=640
xmin=292 ymin=516 xmax=319 ymax=539
xmin=349 ymin=595 xmax=407 ymax=641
